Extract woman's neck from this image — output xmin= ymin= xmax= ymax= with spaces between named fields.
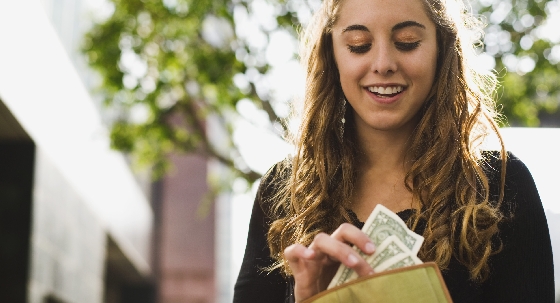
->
xmin=355 ymin=124 xmax=414 ymax=170
xmin=351 ymin=122 xmax=417 ymax=220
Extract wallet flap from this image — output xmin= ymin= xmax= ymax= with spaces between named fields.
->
xmin=302 ymin=262 xmax=453 ymax=303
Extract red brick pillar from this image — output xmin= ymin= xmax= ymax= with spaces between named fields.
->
xmin=155 ymin=154 xmax=215 ymax=303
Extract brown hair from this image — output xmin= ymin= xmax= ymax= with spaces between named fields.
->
xmin=266 ymin=0 xmax=506 ymax=281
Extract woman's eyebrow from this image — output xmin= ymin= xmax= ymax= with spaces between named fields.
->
xmin=342 ymin=24 xmax=369 ymax=33
xmin=392 ymin=20 xmax=426 ymax=31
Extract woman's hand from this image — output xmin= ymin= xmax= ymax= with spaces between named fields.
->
xmin=284 ymin=223 xmax=376 ymax=302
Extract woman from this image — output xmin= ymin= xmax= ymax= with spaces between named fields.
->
xmin=234 ymin=0 xmax=555 ymax=301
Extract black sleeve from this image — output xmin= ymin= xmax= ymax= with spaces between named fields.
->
xmin=481 ymin=153 xmax=555 ymax=302
xmin=233 ymin=164 xmax=289 ymax=303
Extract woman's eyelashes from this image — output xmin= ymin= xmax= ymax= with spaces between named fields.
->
xmin=346 ymin=40 xmax=421 ymax=53
xmin=395 ymin=41 xmax=421 ymax=51
xmin=348 ymin=43 xmax=372 ymax=53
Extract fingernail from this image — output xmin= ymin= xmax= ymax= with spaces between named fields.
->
xmin=347 ymin=254 xmax=358 ymax=266
xmin=304 ymin=249 xmax=314 ymax=258
xmin=365 ymin=242 xmax=375 ymax=253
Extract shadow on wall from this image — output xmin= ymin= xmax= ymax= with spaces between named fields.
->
xmin=43 ymin=294 xmax=65 ymax=303
xmin=0 ymin=141 xmax=34 ymax=303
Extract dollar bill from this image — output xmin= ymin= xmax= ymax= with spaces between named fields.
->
xmin=376 ymin=254 xmax=423 ymax=272
xmin=327 ymin=204 xmax=424 ymax=289
xmin=366 ymin=236 xmax=409 ymax=269
xmin=361 ymin=204 xmax=424 ymax=254
xmin=328 ymin=247 xmax=364 ymax=289
xmin=329 ymin=236 xmax=410 ymax=288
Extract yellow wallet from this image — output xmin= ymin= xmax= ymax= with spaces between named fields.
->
xmin=301 ymin=262 xmax=453 ymax=303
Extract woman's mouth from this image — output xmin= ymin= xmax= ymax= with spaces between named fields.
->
xmin=367 ymin=85 xmax=405 ymax=98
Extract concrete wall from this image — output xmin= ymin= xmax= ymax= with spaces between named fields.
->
xmin=0 ymin=1 xmax=155 ymax=302
xmin=28 ymin=150 xmax=106 ymax=303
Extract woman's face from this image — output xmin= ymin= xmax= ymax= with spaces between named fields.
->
xmin=332 ymin=0 xmax=438 ymax=136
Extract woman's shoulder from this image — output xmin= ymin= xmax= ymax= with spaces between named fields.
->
xmin=481 ymin=150 xmax=532 ymax=182
xmin=482 ymin=150 xmax=541 ymax=214
xmin=261 ymin=157 xmax=292 ymax=181
xmin=255 ymin=158 xmax=293 ymax=216
xmin=258 ymin=158 xmax=292 ymax=193
xmin=479 ymin=151 xmax=555 ymax=303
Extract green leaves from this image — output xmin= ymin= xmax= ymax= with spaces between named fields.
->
xmin=83 ymin=0 xmax=286 ymax=184
xmin=478 ymin=0 xmax=560 ymax=126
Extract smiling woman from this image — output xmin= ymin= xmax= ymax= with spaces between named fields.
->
xmin=233 ymin=0 xmax=555 ymax=302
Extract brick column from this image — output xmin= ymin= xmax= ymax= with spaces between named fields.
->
xmin=155 ymin=154 xmax=215 ymax=303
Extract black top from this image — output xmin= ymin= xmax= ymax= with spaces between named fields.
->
xmin=233 ymin=152 xmax=555 ymax=303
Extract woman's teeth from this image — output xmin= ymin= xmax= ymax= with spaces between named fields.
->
xmin=367 ymin=86 xmax=404 ymax=95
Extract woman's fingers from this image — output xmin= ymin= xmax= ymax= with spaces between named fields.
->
xmin=310 ymin=224 xmax=375 ymax=277
xmin=331 ymin=223 xmax=376 ymax=255
xmin=284 ymin=224 xmax=377 ymax=302
xmin=285 ymin=223 xmax=376 ymax=279
xmin=284 ymin=243 xmax=323 ymax=300
xmin=284 ymin=243 xmax=320 ymax=277
xmin=285 ymin=243 xmax=316 ymax=263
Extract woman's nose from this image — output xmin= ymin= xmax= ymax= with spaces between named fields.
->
xmin=370 ymin=42 xmax=398 ymax=75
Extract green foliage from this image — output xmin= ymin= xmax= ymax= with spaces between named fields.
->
xmin=477 ymin=0 xmax=560 ymax=126
xmin=84 ymin=0 xmax=268 ymax=182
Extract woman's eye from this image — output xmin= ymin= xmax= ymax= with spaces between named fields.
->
xmin=348 ymin=44 xmax=372 ymax=54
xmin=395 ymin=41 xmax=421 ymax=51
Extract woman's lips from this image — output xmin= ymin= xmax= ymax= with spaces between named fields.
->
xmin=365 ymin=85 xmax=406 ymax=104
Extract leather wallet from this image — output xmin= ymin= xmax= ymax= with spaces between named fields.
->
xmin=301 ymin=262 xmax=453 ymax=303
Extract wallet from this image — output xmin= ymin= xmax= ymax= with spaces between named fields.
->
xmin=301 ymin=262 xmax=453 ymax=303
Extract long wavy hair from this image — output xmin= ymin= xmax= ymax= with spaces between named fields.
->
xmin=266 ymin=0 xmax=507 ymax=282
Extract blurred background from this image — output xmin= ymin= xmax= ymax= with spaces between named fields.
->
xmin=0 ymin=0 xmax=558 ymax=302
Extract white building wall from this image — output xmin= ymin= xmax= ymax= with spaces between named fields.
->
xmin=28 ymin=150 xmax=106 ymax=303
xmin=0 ymin=0 xmax=154 ymax=301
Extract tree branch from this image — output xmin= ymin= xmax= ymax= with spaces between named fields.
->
xmin=175 ymin=97 xmax=262 ymax=183
xmin=258 ymin=98 xmax=290 ymax=137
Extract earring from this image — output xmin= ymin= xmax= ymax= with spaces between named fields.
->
xmin=339 ymin=98 xmax=346 ymax=139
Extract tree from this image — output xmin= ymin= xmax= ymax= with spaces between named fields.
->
xmin=476 ymin=0 xmax=560 ymax=126
xmin=83 ymin=0 xmax=559 ymax=185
